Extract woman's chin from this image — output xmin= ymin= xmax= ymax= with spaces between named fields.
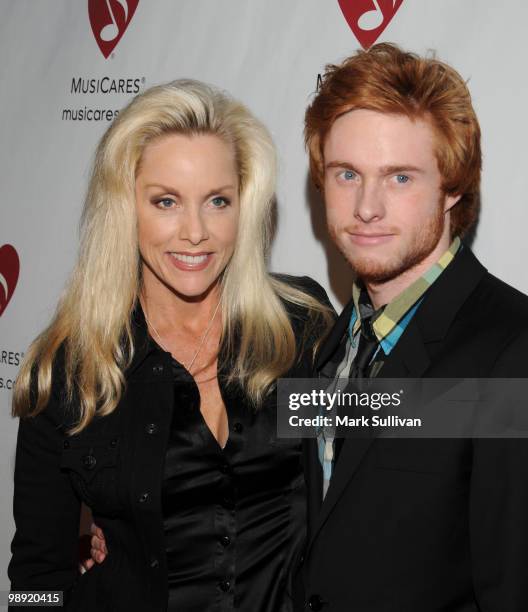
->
xmin=167 ymin=277 xmax=222 ymax=301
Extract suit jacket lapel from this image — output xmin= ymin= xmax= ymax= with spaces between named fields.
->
xmin=303 ymin=437 xmax=323 ymax=542
xmin=315 ymin=300 xmax=354 ymax=372
xmin=378 ymin=322 xmax=431 ymax=378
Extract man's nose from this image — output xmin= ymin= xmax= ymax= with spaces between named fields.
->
xmin=354 ymin=181 xmax=386 ymax=223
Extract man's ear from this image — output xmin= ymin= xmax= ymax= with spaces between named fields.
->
xmin=444 ymin=193 xmax=462 ymax=213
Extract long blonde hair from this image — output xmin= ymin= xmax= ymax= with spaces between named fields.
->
xmin=13 ymin=79 xmax=333 ymax=434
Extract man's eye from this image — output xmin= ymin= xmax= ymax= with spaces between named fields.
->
xmin=341 ymin=170 xmax=356 ymax=181
xmin=395 ymin=175 xmax=409 ymax=184
xmin=211 ymin=196 xmax=229 ymax=208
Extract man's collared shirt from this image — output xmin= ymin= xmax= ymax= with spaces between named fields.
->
xmin=318 ymin=236 xmax=461 ymax=498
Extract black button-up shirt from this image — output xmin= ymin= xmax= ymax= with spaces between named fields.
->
xmin=162 ymin=351 xmax=306 ymax=612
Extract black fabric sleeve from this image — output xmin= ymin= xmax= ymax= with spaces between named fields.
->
xmin=8 ymin=380 xmax=81 ymax=609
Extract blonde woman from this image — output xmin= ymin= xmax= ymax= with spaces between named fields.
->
xmin=8 ymin=80 xmax=334 ymax=612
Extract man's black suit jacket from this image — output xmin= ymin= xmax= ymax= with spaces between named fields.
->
xmin=295 ymin=245 xmax=528 ymax=611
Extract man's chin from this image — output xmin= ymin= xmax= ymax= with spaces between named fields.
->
xmin=348 ymin=257 xmax=405 ymax=284
xmin=338 ymin=244 xmax=402 ymax=283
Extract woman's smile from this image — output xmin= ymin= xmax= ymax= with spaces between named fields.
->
xmin=167 ymin=251 xmax=213 ymax=271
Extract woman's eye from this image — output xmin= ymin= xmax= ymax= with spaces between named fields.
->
xmin=211 ymin=196 xmax=229 ymax=208
xmin=395 ymin=174 xmax=409 ymax=184
xmin=155 ymin=198 xmax=175 ymax=209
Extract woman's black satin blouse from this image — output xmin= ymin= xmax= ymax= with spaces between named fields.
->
xmin=163 ymin=357 xmax=305 ymax=612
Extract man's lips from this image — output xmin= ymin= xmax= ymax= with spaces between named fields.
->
xmin=167 ymin=252 xmax=213 ymax=271
xmin=347 ymin=232 xmax=395 ymax=246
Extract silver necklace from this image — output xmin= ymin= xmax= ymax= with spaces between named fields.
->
xmin=142 ymin=298 xmax=221 ymax=373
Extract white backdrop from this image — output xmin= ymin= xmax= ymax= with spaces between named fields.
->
xmin=1 ymin=0 xmax=527 ymax=591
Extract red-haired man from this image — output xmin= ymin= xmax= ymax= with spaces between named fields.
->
xmin=297 ymin=43 xmax=528 ymax=611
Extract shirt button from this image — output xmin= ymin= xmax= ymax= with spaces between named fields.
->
xmin=150 ymin=558 xmax=159 ymax=569
xmin=109 ymin=437 xmax=118 ymax=448
xmin=63 ymin=440 xmax=70 ymax=449
xmin=232 ymin=422 xmax=243 ymax=434
xmin=308 ymin=594 xmax=324 ymax=611
xmin=219 ymin=535 xmax=231 ymax=547
xmin=138 ymin=492 xmax=149 ymax=503
xmin=219 ymin=463 xmax=230 ymax=474
xmin=152 ymin=364 xmax=164 ymax=375
xmin=219 ymin=580 xmax=231 ymax=592
xmin=81 ymin=454 xmax=97 ymax=470
xmin=145 ymin=423 xmax=158 ymax=435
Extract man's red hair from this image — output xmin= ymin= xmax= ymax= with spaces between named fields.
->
xmin=305 ymin=43 xmax=481 ymax=237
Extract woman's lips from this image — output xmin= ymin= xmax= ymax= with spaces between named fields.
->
xmin=168 ymin=252 xmax=213 ymax=271
xmin=348 ymin=233 xmax=395 ymax=246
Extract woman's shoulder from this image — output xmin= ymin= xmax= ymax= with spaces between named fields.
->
xmin=25 ymin=343 xmax=76 ymax=426
xmin=270 ymin=273 xmax=335 ymax=312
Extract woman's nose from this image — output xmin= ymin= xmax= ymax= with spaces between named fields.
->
xmin=179 ymin=207 xmax=209 ymax=244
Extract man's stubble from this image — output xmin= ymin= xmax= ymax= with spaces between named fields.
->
xmin=330 ymin=202 xmax=446 ymax=284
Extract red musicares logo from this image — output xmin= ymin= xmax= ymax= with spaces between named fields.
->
xmin=0 ymin=244 xmax=20 ymax=317
xmin=338 ymin=0 xmax=405 ymax=49
xmin=89 ymin=0 xmax=139 ymax=58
